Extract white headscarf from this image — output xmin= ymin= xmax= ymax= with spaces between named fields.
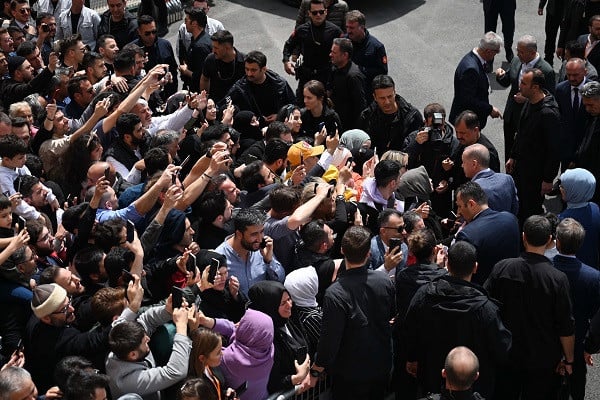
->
xmin=284 ymin=266 xmax=319 ymax=308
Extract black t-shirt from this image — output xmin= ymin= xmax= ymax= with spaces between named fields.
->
xmin=202 ymin=51 xmax=245 ymax=103
xmin=70 ymin=13 xmax=81 ymax=34
xmin=249 ymin=79 xmax=278 ymax=118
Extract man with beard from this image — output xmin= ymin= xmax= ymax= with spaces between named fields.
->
xmin=225 ymin=50 xmax=295 ymax=127
xmin=26 ymin=219 xmax=67 ymax=273
xmin=105 ymin=113 xmax=147 ymax=180
xmin=105 ymin=292 xmax=191 ymax=399
xmin=505 ymin=69 xmax=560 ymax=224
xmin=215 ymin=208 xmax=285 ymax=296
xmin=200 ymin=30 xmax=245 ymax=104
xmin=25 ymin=282 xmax=140 ymax=392
xmin=0 ymin=53 xmax=56 ymax=108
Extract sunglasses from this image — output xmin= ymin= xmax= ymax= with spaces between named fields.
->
xmin=18 ymin=7 xmax=31 ymax=14
xmin=310 ymin=10 xmax=326 ymax=15
xmin=143 ymin=30 xmax=157 ymax=36
xmin=382 ymin=225 xmax=406 ymax=233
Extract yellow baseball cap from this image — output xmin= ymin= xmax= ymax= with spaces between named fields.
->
xmin=287 ymin=141 xmax=324 ymax=167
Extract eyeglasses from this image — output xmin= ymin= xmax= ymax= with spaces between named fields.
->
xmin=52 ymin=297 xmax=72 ymax=316
xmin=18 ymin=7 xmax=31 ymax=14
xmin=310 ymin=9 xmax=326 ymax=15
xmin=382 ymin=225 xmax=406 ymax=233
xmin=143 ymin=30 xmax=157 ymax=36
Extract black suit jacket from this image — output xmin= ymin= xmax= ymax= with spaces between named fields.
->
xmin=555 ymin=79 xmax=590 ymax=164
xmin=577 ymin=34 xmax=600 ymax=73
xmin=450 ymin=51 xmax=492 ymax=129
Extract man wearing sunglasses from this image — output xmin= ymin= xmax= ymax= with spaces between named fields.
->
xmin=8 ymin=0 xmax=35 ymax=37
xmin=282 ymin=0 xmax=342 ymax=105
xmin=131 ymin=14 xmax=178 ymax=99
xmin=369 ymin=209 xmax=407 ymax=277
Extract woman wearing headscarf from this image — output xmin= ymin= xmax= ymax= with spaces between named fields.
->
xmin=233 ymin=110 xmax=262 ymax=153
xmin=195 ymin=308 xmax=275 ymax=400
xmin=284 ymin=266 xmax=322 ymax=357
xmin=339 ymin=129 xmax=371 ymax=152
xmin=247 ymin=281 xmax=311 ymax=395
xmin=559 ymin=168 xmax=600 ymax=268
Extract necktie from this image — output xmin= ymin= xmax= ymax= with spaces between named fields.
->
xmin=573 ymin=87 xmax=579 ymax=114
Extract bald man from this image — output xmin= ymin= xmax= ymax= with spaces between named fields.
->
xmin=462 ymin=143 xmax=518 ymax=215
xmin=417 ymin=346 xmax=483 ymax=400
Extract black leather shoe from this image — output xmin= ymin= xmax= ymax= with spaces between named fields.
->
xmin=506 ymin=48 xmax=514 ymax=62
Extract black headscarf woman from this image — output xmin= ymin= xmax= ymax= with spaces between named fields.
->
xmin=248 ymin=281 xmax=310 ymax=394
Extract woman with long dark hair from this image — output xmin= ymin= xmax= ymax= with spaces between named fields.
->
xmin=60 ymin=133 xmax=104 ymax=200
xmin=300 ymin=80 xmax=341 ymax=139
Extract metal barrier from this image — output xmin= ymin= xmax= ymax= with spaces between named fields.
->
xmin=264 ymin=376 xmax=332 ymax=400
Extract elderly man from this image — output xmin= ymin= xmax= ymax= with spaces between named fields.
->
xmin=462 ymin=143 xmax=518 ymax=215
xmin=495 ymin=35 xmax=555 ymax=161
xmin=450 ymin=32 xmax=504 ymax=129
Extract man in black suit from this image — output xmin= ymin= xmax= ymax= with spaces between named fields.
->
xmin=450 ymin=32 xmax=504 ymax=129
xmin=495 ymin=34 xmax=555 ymax=161
xmin=454 ymin=181 xmax=520 ymax=285
xmin=576 ymin=14 xmax=600 ymax=72
xmin=556 ymin=58 xmax=590 ymax=170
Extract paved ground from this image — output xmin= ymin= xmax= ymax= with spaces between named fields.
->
xmin=163 ymin=0 xmax=600 ymax=398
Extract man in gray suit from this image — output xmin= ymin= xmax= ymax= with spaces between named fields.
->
xmin=495 ymin=34 xmax=555 ymax=160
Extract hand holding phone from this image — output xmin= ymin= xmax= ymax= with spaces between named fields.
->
xmin=389 ymin=238 xmax=402 ymax=252
xmin=207 ymin=257 xmax=220 ymax=284
xmin=122 ymin=269 xmax=134 ymax=285
xmin=171 ymin=286 xmax=185 ymax=309
xmin=126 ymin=220 xmax=135 ymax=243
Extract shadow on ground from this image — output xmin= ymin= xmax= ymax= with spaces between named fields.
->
xmin=227 ymin=0 xmax=426 ymax=27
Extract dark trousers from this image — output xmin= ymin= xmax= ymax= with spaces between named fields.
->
xmin=568 ymin=360 xmax=587 ymax=400
xmin=332 ymin=376 xmax=387 ymax=400
xmin=483 ymin=0 xmax=516 ymax=48
xmin=493 ymin=365 xmax=561 ymax=400
xmin=544 ymin=12 xmax=562 ymax=63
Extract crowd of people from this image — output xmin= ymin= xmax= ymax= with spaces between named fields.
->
xmin=0 ymin=0 xmax=599 ymax=399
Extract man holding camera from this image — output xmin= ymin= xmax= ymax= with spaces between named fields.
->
xmin=403 ymin=103 xmax=459 ymax=218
